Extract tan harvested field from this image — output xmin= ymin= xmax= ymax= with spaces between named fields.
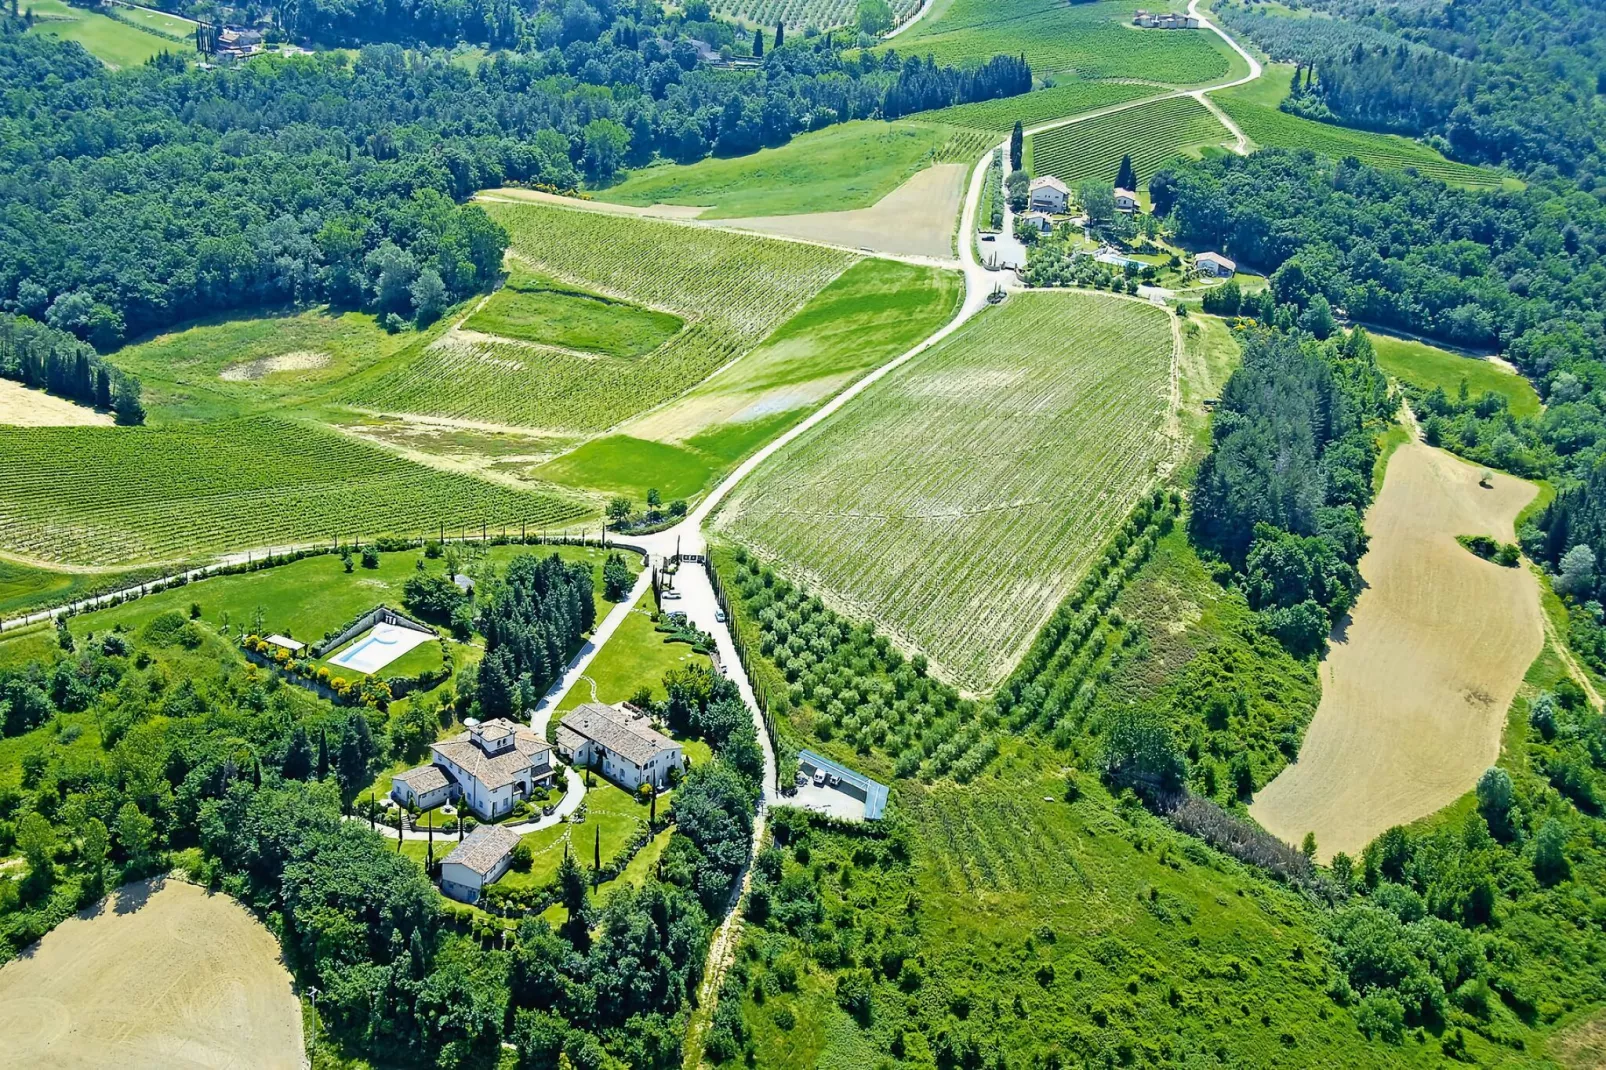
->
xmin=1251 ymin=441 xmax=1543 ymax=861
xmin=0 ymin=878 xmax=303 ymax=1068
xmin=716 ymin=164 xmax=965 ymax=261
xmin=0 ymin=378 xmax=112 ymax=426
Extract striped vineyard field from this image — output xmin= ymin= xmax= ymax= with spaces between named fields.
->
xmin=917 ymin=80 xmax=1160 ymax=133
xmin=881 ymin=0 xmax=1233 ymax=84
xmin=341 ymin=200 xmax=856 ymax=435
xmin=1027 ymin=95 xmax=1231 ymax=187
xmin=1214 ymin=96 xmax=1510 ymax=189
xmin=713 ymin=291 xmax=1178 ymax=692
xmin=0 ymin=417 xmax=587 ymax=566
xmin=709 ymin=0 xmax=919 ymax=30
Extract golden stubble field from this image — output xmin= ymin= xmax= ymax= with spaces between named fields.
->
xmin=0 ymin=878 xmax=303 ymax=1068
xmin=1252 ymin=440 xmax=1543 ymax=861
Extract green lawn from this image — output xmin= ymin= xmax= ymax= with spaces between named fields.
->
xmin=63 ymin=543 xmax=629 ymax=648
xmin=533 ymin=435 xmax=714 ymax=502
xmin=107 ymin=306 xmax=458 ymax=425
xmin=0 ymin=559 xmax=163 ymax=620
xmin=463 ymin=270 xmax=684 ymax=358
xmin=556 ymin=591 xmax=712 ymax=710
xmin=1370 ymin=332 xmax=1540 ymax=417
xmin=496 ymin=782 xmax=649 ymax=891
xmin=26 ymin=0 xmax=182 ymax=68
xmin=596 ymin=121 xmax=961 ymax=219
xmin=541 ymin=825 xmax=673 ymax=927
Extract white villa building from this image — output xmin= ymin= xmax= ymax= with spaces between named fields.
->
xmin=557 ymin=702 xmax=686 ymax=790
xmin=440 ymin=824 xmax=523 ymax=904
xmin=1196 ymin=251 xmax=1237 ymax=277
xmin=1028 ymin=175 xmax=1070 ymax=213
xmin=1113 ymin=187 xmax=1139 ymax=212
xmin=391 ymin=717 xmax=556 ymax=819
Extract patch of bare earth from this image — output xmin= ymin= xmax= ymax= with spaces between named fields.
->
xmin=715 ymin=163 xmax=965 ymax=261
xmin=1551 ymin=1010 xmax=1606 ymax=1069
xmin=219 ymin=350 xmax=331 ymax=381
xmin=1251 ymin=441 xmax=1543 ymax=861
xmin=0 ymin=378 xmax=111 ymax=427
xmin=0 ymin=877 xmax=303 ymax=1068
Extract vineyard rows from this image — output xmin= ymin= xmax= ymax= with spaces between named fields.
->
xmin=1028 ymin=95 xmax=1231 ymax=187
xmin=1214 ymin=97 xmax=1508 ymax=189
xmin=884 ymin=0 xmax=1231 ymax=84
xmin=918 ymin=80 xmax=1159 ymax=133
xmin=345 ymin=201 xmax=855 ymax=435
xmin=0 ymin=417 xmax=586 ymax=566
xmin=714 ymin=292 xmax=1177 ymax=692
xmin=710 ymin=0 xmax=918 ymax=30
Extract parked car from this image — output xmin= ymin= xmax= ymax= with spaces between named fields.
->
xmin=812 ymin=768 xmax=827 ymax=787
xmin=663 ymin=589 xmax=680 ymax=600
xmin=827 ymin=773 xmax=841 ymax=788
xmin=981 ymin=234 xmax=996 ymax=242
xmin=714 ymin=609 xmax=726 ymax=623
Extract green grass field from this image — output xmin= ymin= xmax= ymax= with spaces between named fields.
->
xmin=1369 ymin=332 xmax=1541 ymax=417
xmin=733 ymin=764 xmax=1419 ymax=1068
xmin=343 ymin=201 xmax=855 ymax=435
xmin=534 ymin=259 xmax=962 ymax=503
xmin=879 ymin=0 xmax=1240 ymax=85
xmin=715 ymin=291 xmax=1177 ymax=690
xmin=463 ymin=270 xmax=683 ymax=358
xmin=556 ymin=591 xmax=713 ymax=710
xmin=60 ymin=543 xmax=626 ymax=645
xmin=535 ymin=436 xmax=716 ymax=503
xmin=108 ymin=306 xmax=454 ymax=425
xmin=1026 ymin=95 xmax=1231 ymax=187
xmin=0 ymin=416 xmax=588 ymax=566
xmin=25 ymin=0 xmax=182 ymax=67
xmin=0 ymin=559 xmax=169 ymax=620
xmin=916 ymin=79 xmax=1161 ymax=132
xmin=1212 ymin=74 xmax=1510 ymax=189
xmin=597 ymin=121 xmax=962 ymax=218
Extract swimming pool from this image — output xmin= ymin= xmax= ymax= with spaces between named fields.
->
xmin=327 ymin=622 xmax=435 ymax=675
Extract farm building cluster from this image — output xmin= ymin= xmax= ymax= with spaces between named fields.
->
xmin=558 ymin=702 xmax=687 ymax=790
xmin=1133 ymin=10 xmax=1201 ymax=28
xmin=391 ymin=717 xmax=558 ymax=819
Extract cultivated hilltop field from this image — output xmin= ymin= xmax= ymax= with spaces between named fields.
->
xmin=5 ymin=0 xmax=1606 ymax=1066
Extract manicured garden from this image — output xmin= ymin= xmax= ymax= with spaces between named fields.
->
xmin=556 ymin=590 xmax=714 ymax=711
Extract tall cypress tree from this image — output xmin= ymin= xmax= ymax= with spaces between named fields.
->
xmin=1116 ymin=153 xmax=1136 ymax=192
xmin=774 ymin=19 xmax=783 ymax=48
xmin=1009 ymin=120 xmax=1024 ymax=171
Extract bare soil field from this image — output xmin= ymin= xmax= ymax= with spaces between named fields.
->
xmin=1251 ymin=441 xmax=1543 ymax=861
xmin=0 ymin=378 xmax=112 ymax=427
xmin=219 ymin=350 xmax=331 ymax=382
xmin=715 ymin=164 xmax=965 ymax=261
xmin=0 ymin=877 xmax=303 ymax=1068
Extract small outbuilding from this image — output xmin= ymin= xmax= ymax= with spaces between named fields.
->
xmin=1196 ymin=251 xmax=1237 ymax=277
xmin=1019 ymin=211 xmax=1055 ymax=234
xmin=1113 ymin=187 xmax=1139 ymax=212
xmin=391 ymin=765 xmax=454 ymax=811
xmin=1028 ymin=175 xmax=1070 ymax=213
xmin=439 ymin=824 xmax=523 ymax=904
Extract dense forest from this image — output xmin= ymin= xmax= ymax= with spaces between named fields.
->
xmin=0 ymin=17 xmax=1026 ymax=349
xmin=1191 ymin=327 xmax=1393 ymax=654
xmin=475 ymin=553 xmax=596 ymax=719
xmin=1220 ymin=0 xmax=1606 ymax=178
xmin=0 ymin=315 xmax=144 ymax=422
